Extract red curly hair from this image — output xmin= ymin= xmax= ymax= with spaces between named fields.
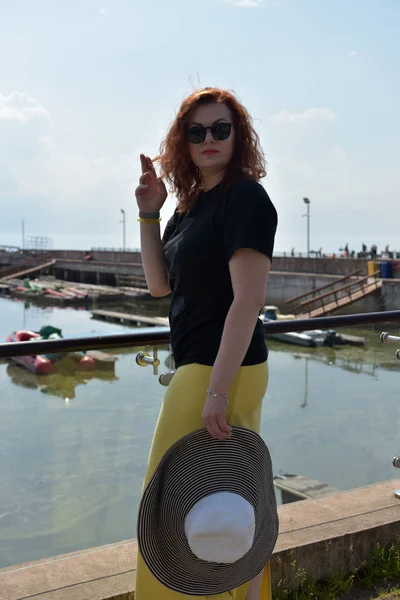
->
xmin=156 ymin=87 xmax=266 ymax=214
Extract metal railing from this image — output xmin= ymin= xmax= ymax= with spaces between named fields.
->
xmin=1 ymin=310 xmax=400 ymax=358
xmin=381 ymin=332 xmax=400 ymax=499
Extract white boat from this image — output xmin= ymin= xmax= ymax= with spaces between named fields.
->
xmin=264 ymin=322 xmax=334 ymax=348
xmin=263 ymin=317 xmax=366 ymax=348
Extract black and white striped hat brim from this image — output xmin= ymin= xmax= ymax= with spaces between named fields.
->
xmin=137 ymin=426 xmax=279 ymax=596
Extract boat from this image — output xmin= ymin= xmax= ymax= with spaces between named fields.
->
xmin=69 ymin=349 xmax=118 ymax=370
xmin=263 ymin=317 xmax=366 ymax=348
xmin=264 ymin=322 xmax=335 ymax=348
xmin=6 ymin=330 xmax=55 ymax=374
xmin=64 ymin=331 xmax=118 ymax=369
xmin=5 ymin=326 xmax=118 ymax=375
xmin=262 ymin=305 xmax=295 ymax=321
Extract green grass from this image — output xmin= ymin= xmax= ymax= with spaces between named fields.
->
xmin=375 ymin=587 xmax=400 ymax=599
xmin=274 ymin=540 xmax=400 ymax=600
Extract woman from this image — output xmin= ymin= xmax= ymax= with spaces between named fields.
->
xmin=135 ymin=87 xmax=278 ymax=600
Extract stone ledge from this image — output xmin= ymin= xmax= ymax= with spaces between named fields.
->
xmin=1 ymin=479 xmax=400 ymax=600
xmin=0 ymin=541 xmax=136 ymax=600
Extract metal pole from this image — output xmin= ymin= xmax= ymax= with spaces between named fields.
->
xmin=303 ymin=198 xmax=311 ymax=258
xmin=22 ymin=219 xmax=25 ymax=250
xmin=120 ymin=209 xmax=126 ymax=251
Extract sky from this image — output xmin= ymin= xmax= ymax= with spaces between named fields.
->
xmin=0 ymin=0 xmax=399 ymax=254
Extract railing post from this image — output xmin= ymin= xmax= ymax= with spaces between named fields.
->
xmin=393 ymin=457 xmax=400 ymax=499
xmin=346 ymin=284 xmax=352 ymax=299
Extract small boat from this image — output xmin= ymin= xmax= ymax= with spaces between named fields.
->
xmin=6 ymin=330 xmax=55 ymax=374
xmin=64 ymin=331 xmax=118 ymax=369
xmin=5 ymin=326 xmax=118 ymax=375
xmin=263 ymin=305 xmax=295 ymax=321
xmin=263 ymin=317 xmax=366 ymax=348
xmin=70 ymin=349 xmax=118 ymax=370
xmin=264 ymin=323 xmax=335 ymax=348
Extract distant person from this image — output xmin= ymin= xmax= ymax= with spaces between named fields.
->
xmin=135 ymin=87 xmax=278 ymax=600
xmin=291 ymin=247 xmax=295 ymax=257
xmin=371 ymin=244 xmax=377 ymax=258
xmin=344 ymin=243 xmax=349 ymax=258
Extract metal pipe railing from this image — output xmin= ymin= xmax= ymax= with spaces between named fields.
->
xmin=0 ymin=310 xmax=399 ymax=358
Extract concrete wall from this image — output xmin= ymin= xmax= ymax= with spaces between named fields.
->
xmin=266 ymin=272 xmax=397 ymax=313
xmin=380 ymin=279 xmax=400 ymax=312
xmin=3 ymin=479 xmax=400 ymax=599
xmin=47 ymin=250 xmax=400 ymax=277
xmin=266 ymin=272 xmax=341 ymax=307
xmin=271 ymin=256 xmax=369 ymax=275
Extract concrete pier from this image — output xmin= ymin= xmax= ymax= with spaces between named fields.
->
xmin=2 ymin=479 xmax=399 ymax=599
xmin=3 ymin=250 xmax=400 ymax=311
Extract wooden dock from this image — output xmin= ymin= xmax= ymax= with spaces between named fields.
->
xmin=91 ymin=309 xmax=169 ymax=327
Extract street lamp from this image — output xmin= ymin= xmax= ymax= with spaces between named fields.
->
xmin=302 ymin=197 xmax=311 ymax=258
xmin=120 ymin=209 xmax=126 ymax=251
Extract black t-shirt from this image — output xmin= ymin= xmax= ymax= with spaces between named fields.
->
xmin=162 ymin=179 xmax=278 ymax=369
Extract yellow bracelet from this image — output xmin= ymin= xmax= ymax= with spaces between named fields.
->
xmin=137 ymin=217 xmax=162 ymax=224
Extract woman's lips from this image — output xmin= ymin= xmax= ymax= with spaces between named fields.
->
xmin=202 ymin=150 xmax=219 ymax=155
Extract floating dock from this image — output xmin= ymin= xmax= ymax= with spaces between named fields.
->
xmin=91 ymin=309 xmax=169 ymax=327
xmin=274 ymin=473 xmax=340 ymax=503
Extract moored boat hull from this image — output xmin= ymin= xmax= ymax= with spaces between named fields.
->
xmin=6 ymin=331 xmax=54 ymax=374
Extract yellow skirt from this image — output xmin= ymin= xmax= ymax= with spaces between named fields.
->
xmin=135 ymin=361 xmax=271 ymax=600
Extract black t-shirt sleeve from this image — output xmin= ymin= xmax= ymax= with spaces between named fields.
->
xmin=162 ymin=210 xmax=180 ymax=247
xmin=222 ymin=180 xmax=278 ymax=262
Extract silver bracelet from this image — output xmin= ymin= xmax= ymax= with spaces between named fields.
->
xmin=139 ymin=210 xmax=160 ymax=219
xmin=206 ymin=388 xmax=229 ymax=405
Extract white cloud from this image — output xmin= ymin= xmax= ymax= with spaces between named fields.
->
xmin=271 ymin=108 xmax=336 ymax=123
xmin=0 ymin=92 xmax=52 ymax=166
xmin=0 ymin=91 xmax=142 ymax=246
xmin=349 ymin=50 xmax=357 ymax=57
xmin=0 ymin=92 xmax=51 ymax=123
xmin=223 ymin=0 xmax=262 ymax=7
xmin=99 ymin=7 xmax=107 ymax=16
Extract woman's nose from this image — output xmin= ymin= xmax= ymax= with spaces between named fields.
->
xmin=204 ymin=129 xmax=214 ymax=143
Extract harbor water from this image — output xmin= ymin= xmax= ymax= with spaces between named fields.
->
xmin=0 ymin=296 xmax=399 ymax=569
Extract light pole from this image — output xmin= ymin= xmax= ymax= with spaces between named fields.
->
xmin=120 ymin=209 xmax=126 ymax=251
xmin=302 ymin=197 xmax=311 ymax=258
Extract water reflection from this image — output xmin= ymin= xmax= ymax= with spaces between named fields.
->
xmin=5 ymin=361 xmax=118 ymax=401
xmin=301 ymin=356 xmax=309 ymax=408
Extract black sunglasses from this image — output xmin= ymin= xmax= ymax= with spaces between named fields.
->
xmin=185 ymin=122 xmax=232 ymax=144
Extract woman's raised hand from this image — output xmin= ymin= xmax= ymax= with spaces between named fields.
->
xmin=135 ymin=154 xmax=167 ymax=212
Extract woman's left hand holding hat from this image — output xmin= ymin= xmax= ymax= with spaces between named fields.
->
xmin=202 ymin=391 xmax=232 ymax=440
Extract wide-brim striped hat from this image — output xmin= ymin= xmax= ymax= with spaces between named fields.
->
xmin=137 ymin=426 xmax=279 ymax=596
